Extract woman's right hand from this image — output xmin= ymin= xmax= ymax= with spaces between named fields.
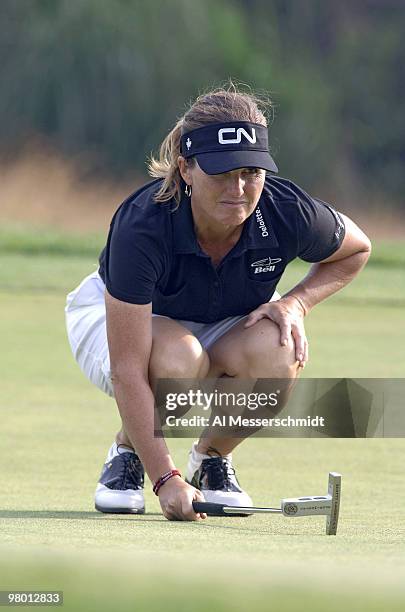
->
xmin=158 ymin=477 xmax=207 ymax=521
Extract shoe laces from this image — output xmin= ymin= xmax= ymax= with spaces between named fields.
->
xmin=116 ymin=450 xmax=144 ymax=490
xmin=200 ymin=456 xmax=236 ymax=491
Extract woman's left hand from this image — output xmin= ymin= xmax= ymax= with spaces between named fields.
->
xmin=244 ymin=296 xmax=308 ymax=368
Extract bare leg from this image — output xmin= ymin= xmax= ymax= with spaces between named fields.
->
xmin=196 ymin=318 xmax=301 ymax=455
xmin=116 ymin=427 xmax=133 ymax=449
xmin=115 ymin=316 xmax=209 ymax=450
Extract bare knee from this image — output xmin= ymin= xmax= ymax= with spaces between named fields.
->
xmin=149 ymin=326 xmax=209 ymax=381
xmin=211 ymin=319 xmax=299 ymax=378
xmin=241 ymin=319 xmax=298 ymax=377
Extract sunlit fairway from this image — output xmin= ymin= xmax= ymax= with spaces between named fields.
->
xmin=1 ymin=232 xmax=404 ymax=611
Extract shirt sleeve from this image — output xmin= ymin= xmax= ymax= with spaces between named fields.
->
xmin=104 ymin=201 xmax=165 ymax=304
xmin=295 ymin=192 xmax=346 ymax=263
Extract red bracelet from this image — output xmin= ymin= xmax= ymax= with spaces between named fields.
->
xmin=153 ymin=469 xmax=182 ymax=495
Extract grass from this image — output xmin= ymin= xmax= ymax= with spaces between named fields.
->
xmin=0 ymin=225 xmax=105 ymax=258
xmin=2 ymin=547 xmax=405 ymax=612
xmin=1 ymin=223 xmax=404 ymax=267
xmin=1 ymin=227 xmax=405 ymax=610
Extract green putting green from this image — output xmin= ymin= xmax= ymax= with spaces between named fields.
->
xmin=1 ymin=235 xmax=404 ymax=610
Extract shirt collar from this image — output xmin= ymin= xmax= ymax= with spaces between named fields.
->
xmin=172 ymin=190 xmax=278 ymax=255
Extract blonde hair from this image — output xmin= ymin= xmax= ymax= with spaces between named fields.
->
xmin=148 ymin=82 xmax=273 ymax=205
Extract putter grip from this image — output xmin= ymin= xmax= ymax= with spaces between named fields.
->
xmin=192 ymin=501 xmax=227 ymax=516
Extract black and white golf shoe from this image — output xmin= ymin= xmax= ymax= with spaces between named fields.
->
xmin=185 ymin=443 xmax=252 ymax=507
xmin=95 ymin=443 xmax=145 ymax=514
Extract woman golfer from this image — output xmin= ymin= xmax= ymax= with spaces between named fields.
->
xmin=65 ymin=85 xmax=371 ymax=521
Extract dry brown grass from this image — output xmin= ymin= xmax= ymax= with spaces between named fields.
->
xmin=0 ymin=147 xmax=403 ymax=239
xmin=0 ymin=147 xmax=140 ymax=233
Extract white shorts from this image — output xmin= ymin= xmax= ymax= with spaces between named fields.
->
xmin=65 ymin=270 xmax=280 ymax=397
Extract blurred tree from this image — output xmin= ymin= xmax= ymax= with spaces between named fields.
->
xmin=0 ymin=0 xmax=403 ymax=207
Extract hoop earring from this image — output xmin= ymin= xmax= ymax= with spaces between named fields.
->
xmin=185 ymin=184 xmax=192 ymax=197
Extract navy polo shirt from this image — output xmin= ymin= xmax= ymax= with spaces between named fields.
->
xmin=98 ymin=176 xmax=345 ymax=323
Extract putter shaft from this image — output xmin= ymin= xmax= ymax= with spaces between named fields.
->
xmin=223 ymin=506 xmax=282 ymax=515
xmin=192 ymin=501 xmax=281 ymax=516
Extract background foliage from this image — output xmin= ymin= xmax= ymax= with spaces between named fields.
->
xmin=1 ymin=0 xmax=404 ymax=210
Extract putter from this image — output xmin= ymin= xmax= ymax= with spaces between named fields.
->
xmin=192 ymin=472 xmax=341 ymax=535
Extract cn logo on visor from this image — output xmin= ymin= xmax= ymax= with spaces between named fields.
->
xmin=218 ymin=127 xmax=256 ymax=145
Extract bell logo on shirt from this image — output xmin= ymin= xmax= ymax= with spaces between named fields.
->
xmin=251 ymin=257 xmax=282 ymax=274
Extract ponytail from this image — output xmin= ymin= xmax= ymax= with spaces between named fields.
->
xmin=147 ymin=118 xmax=184 ymax=205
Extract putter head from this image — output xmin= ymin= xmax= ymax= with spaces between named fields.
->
xmin=326 ymin=472 xmax=341 ymax=535
xmin=281 ymin=472 xmax=342 ymax=535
